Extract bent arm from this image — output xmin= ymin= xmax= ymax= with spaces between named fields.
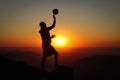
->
xmin=48 ymin=15 xmax=56 ymax=30
xmin=50 ymin=34 xmax=56 ymax=39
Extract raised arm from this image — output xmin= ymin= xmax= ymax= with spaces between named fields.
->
xmin=48 ymin=15 xmax=56 ymax=30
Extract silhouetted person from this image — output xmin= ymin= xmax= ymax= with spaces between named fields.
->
xmin=39 ymin=15 xmax=58 ymax=70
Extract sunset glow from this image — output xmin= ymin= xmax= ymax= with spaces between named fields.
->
xmin=0 ymin=0 xmax=120 ymax=48
xmin=52 ymin=37 xmax=67 ymax=47
xmin=56 ymin=37 xmax=64 ymax=45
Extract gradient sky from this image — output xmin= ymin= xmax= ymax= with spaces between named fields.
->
xmin=0 ymin=0 xmax=120 ymax=47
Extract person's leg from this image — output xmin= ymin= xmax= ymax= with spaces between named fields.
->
xmin=49 ymin=45 xmax=59 ymax=69
xmin=42 ymin=56 xmax=47 ymax=70
xmin=54 ymin=52 xmax=58 ymax=68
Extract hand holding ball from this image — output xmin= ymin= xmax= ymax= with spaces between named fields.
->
xmin=52 ymin=9 xmax=59 ymax=15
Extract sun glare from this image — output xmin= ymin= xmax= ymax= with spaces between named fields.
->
xmin=56 ymin=37 xmax=64 ymax=45
xmin=53 ymin=37 xmax=66 ymax=47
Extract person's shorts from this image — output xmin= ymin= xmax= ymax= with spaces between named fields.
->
xmin=42 ymin=45 xmax=58 ymax=56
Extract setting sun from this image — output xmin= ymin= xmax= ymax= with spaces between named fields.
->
xmin=56 ymin=37 xmax=64 ymax=45
xmin=52 ymin=37 xmax=66 ymax=47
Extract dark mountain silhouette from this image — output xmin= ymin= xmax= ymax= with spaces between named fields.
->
xmin=0 ymin=47 xmax=120 ymax=80
xmin=0 ymin=56 xmax=73 ymax=80
xmin=0 ymin=56 xmax=40 ymax=80
xmin=75 ymin=55 xmax=120 ymax=80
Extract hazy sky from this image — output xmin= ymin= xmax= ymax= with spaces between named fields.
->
xmin=0 ymin=0 xmax=120 ymax=47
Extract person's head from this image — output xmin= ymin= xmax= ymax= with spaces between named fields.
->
xmin=39 ymin=22 xmax=46 ymax=28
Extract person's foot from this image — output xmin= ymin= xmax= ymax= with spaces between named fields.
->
xmin=55 ymin=64 xmax=62 ymax=70
xmin=41 ymin=68 xmax=46 ymax=75
xmin=41 ymin=67 xmax=45 ymax=72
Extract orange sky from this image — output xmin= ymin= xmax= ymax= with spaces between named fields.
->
xmin=0 ymin=0 xmax=120 ymax=48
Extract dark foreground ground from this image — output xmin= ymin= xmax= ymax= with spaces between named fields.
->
xmin=75 ymin=55 xmax=120 ymax=80
xmin=0 ymin=47 xmax=120 ymax=80
xmin=0 ymin=56 xmax=73 ymax=80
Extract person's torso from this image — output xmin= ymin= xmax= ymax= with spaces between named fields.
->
xmin=40 ymin=28 xmax=51 ymax=45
